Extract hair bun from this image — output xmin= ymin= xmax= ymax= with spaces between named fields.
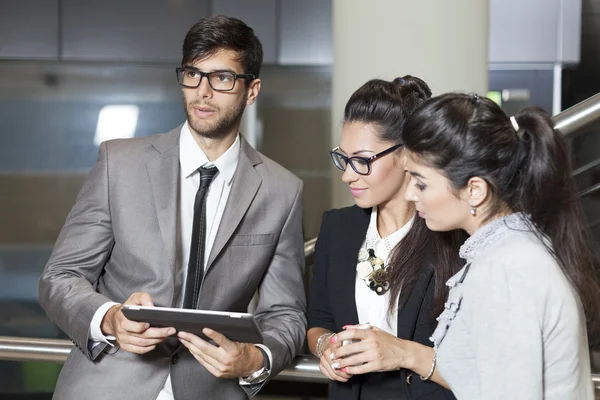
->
xmin=394 ymin=75 xmax=432 ymax=100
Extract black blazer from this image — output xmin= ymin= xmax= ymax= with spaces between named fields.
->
xmin=308 ymin=206 xmax=456 ymax=400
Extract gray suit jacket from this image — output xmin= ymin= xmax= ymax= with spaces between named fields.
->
xmin=38 ymin=126 xmax=307 ymax=400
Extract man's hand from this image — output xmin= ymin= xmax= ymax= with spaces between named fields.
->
xmin=101 ymin=292 xmax=175 ymax=354
xmin=178 ymin=329 xmax=263 ymax=379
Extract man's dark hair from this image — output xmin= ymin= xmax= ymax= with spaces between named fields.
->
xmin=182 ymin=15 xmax=263 ymax=78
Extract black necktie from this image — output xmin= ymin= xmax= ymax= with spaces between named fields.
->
xmin=183 ymin=165 xmax=219 ymax=309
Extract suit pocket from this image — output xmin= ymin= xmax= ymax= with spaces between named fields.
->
xmin=229 ymin=233 xmax=275 ymax=246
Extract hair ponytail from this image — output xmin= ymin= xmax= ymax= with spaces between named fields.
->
xmin=513 ymin=108 xmax=600 ymax=344
xmin=511 ymin=108 xmax=575 ymax=228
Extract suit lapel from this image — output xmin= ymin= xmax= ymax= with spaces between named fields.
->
xmin=147 ymin=127 xmax=181 ymax=271
xmin=332 ymin=207 xmax=371 ymax=327
xmin=205 ymin=138 xmax=262 ymax=272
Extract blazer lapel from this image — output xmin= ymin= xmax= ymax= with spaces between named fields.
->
xmin=205 ymin=138 xmax=262 ymax=272
xmin=147 ymin=127 xmax=181 ymax=271
xmin=396 ymin=264 xmax=434 ymax=340
xmin=331 ymin=207 xmax=371 ymax=327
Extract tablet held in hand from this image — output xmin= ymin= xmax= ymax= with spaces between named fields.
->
xmin=122 ymin=306 xmax=263 ymax=344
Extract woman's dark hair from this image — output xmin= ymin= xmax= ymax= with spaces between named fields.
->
xmin=344 ymin=76 xmax=467 ymax=318
xmin=182 ymin=15 xmax=263 ymax=78
xmin=401 ymin=92 xmax=600 ymax=342
xmin=344 ymin=76 xmax=431 ymax=143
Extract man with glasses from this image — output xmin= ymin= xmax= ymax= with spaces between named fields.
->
xmin=39 ymin=15 xmax=306 ymax=400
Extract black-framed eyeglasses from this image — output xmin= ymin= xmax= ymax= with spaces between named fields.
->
xmin=330 ymin=144 xmax=403 ymax=175
xmin=176 ymin=67 xmax=256 ymax=92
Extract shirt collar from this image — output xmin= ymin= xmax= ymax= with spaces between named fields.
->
xmin=179 ymin=121 xmax=240 ymax=184
xmin=366 ymin=206 xmax=414 ymax=250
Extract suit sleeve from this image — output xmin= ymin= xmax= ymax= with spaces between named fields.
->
xmin=307 ymin=210 xmax=336 ymax=332
xmin=252 ymin=180 xmax=307 ymax=378
xmin=38 ymin=142 xmax=116 ymax=361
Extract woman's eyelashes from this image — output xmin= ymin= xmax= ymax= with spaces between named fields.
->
xmin=415 ymin=182 xmax=427 ymax=191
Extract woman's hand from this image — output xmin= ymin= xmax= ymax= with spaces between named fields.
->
xmin=329 ymin=325 xmax=415 ymax=375
xmin=319 ymin=337 xmax=353 ymax=382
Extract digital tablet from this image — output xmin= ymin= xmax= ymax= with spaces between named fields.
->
xmin=121 ymin=306 xmax=263 ymax=344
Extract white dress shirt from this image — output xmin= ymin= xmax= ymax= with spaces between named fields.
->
xmin=89 ymin=122 xmax=271 ymax=399
xmin=355 ymin=207 xmax=413 ymax=335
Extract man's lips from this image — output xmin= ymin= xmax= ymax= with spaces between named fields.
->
xmin=190 ymin=102 xmax=216 ymax=112
xmin=192 ymin=106 xmax=216 ymax=118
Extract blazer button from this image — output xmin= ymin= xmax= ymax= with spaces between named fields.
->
xmin=172 ymin=354 xmax=179 ymax=365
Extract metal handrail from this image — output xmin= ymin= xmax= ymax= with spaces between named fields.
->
xmin=553 ymin=92 xmax=600 ymax=138
xmin=303 ymin=237 xmax=317 ymax=266
xmin=580 ymin=182 xmax=600 ymax=199
xmin=0 ymin=336 xmax=598 ymax=389
xmin=0 ymin=336 xmax=327 ymax=383
xmin=552 ymin=93 xmax=600 ymax=196
xmin=573 ymin=157 xmax=600 ymax=178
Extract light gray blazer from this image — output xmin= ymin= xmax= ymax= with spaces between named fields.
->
xmin=38 ymin=126 xmax=307 ymax=400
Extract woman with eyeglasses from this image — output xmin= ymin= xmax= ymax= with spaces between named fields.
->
xmin=393 ymin=93 xmax=598 ymax=399
xmin=307 ymin=76 xmax=465 ymax=400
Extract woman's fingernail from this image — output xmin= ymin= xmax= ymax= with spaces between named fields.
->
xmin=331 ymin=362 xmax=340 ymax=369
xmin=342 ymin=367 xmax=348 ymax=373
xmin=329 ymin=352 xmax=335 ymax=360
xmin=330 ymin=336 xmax=338 ymax=343
xmin=342 ymin=325 xmax=350 ymax=329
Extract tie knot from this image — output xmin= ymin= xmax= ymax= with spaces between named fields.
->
xmin=198 ymin=166 xmax=219 ymax=189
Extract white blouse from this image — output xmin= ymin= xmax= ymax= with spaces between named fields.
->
xmin=355 ymin=207 xmax=413 ymax=335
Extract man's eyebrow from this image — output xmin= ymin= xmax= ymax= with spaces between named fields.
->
xmin=182 ymin=66 xmax=237 ymax=74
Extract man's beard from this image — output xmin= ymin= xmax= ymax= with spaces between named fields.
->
xmin=184 ymin=97 xmax=246 ymax=140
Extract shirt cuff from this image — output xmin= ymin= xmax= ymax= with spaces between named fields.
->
xmin=239 ymin=344 xmax=272 ymax=385
xmin=89 ymin=301 xmax=120 ymax=346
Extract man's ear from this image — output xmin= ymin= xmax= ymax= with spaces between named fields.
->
xmin=246 ymin=79 xmax=261 ymax=106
